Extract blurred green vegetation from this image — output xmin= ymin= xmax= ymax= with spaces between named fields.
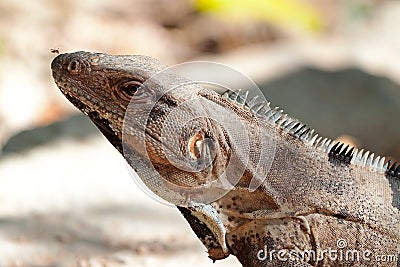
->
xmin=195 ymin=0 xmax=323 ymax=33
xmin=345 ymin=0 xmax=374 ymax=21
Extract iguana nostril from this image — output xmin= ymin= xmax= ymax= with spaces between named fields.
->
xmin=67 ymin=60 xmax=81 ymax=73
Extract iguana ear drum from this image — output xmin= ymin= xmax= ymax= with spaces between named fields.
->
xmin=188 ymin=131 xmax=205 ymax=159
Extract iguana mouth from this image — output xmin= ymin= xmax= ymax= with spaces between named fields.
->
xmin=63 ymin=89 xmax=124 ymax=153
xmin=62 ymin=90 xmax=92 ymax=115
xmin=88 ymin=111 xmax=123 ymax=152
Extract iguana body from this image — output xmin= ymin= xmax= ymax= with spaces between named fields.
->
xmin=51 ymin=51 xmax=400 ymax=266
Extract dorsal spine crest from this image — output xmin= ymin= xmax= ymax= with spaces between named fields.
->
xmin=222 ymin=89 xmax=394 ymax=175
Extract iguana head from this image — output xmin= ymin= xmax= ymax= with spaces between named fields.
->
xmin=51 ymin=51 xmax=164 ymax=152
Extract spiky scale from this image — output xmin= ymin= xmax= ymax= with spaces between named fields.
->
xmin=351 ymin=149 xmax=359 ymax=164
xmin=339 ymin=144 xmax=349 ymax=156
xmin=314 ymin=136 xmax=323 ymax=147
xmin=280 ymin=119 xmax=292 ymax=128
xmin=221 ymin=91 xmax=229 ymax=99
xmin=345 ymin=147 xmax=354 ymax=158
xmin=251 ymin=101 xmax=267 ymax=114
xmin=362 ymin=151 xmax=370 ymax=165
xmin=366 ymin=153 xmax=375 ymax=166
xmin=309 ymin=133 xmax=318 ymax=146
xmin=276 ymin=114 xmax=288 ymax=127
xmin=298 ymin=127 xmax=309 ymax=138
xmin=265 ymin=107 xmax=279 ymax=119
xmin=270 ymin=108 xmax=283 ymax=120
xmin=291 ymin=123 xmax=302 ymax=134
xmin=303 ymin=129 xmax=314 ymax=141
xmin=346 ymin=147 xmax=354 ymax=164
xmin=378 ymin=157 xmax=385 ymax=171
xmin=246 ymin=95 xmax=259 ymax=107
xmin=271 ymin=110 xmax=284 ymax=122
xmin=285 ymin=120 xmax=297 ymax=130
xmin=240 ymin=91 xmax=249 ymax=106
xmin=336 ymin=143 xmax=344 ymax=154
xmin=357 ymin=149 xmax=365 ymax=162
xmin=383 ymin=159 xmax=390 ymax=170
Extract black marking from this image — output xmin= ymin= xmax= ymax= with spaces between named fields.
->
xmin=333 ymin=209 xmax=350 ymax=220
xmin=292 ymin=122 xmax=300 ymax=131
xmin=146 ymin=93 xmax=180 ymax=122
xmin=61 ymin=92 xmax=123 ymax=154
xmin=387 ymin=160 xmax=394 ymax=174
xmin=294 ymin=124 xmax=303 ymax=133
xmin=88 ymin=111 xmax=122 ymax=153
xmin=329 ymin=142 xmax=354 ymax=165
xmin=338 ymin=144 xmax=349 ymax=162
xmin=148 ymin=105 xmax=166 ymax=122
xmin=386 ymin=160 xmax=400 ymax=178
xmin=299 ymin=128 xmax=310 ymax=138
xmin=396 ymin=165 xmax=400 ymax=176
xmin=336 ymin=143 xmax=344 ymax=153
xmin=339 ymin=145 xmax=348 ymax=156
xmin=345 ymin=147 xmax=354 ymax=159
xmin=385 ymin=160 xmax=400 ymax=210
xmin=160 ymin=94 xmax=178 ymax=108
xmin=64 ymin=92 xmax=88 ymax=112
xmin=177 ymin=206 xmax=228 ymax=260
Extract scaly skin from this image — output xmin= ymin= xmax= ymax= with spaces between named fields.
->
xmin=52 ymin=51 xmax=400 ymax=266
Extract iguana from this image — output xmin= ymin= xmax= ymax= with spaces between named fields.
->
xmin=51 ymin=51 xmax=400 ymax=266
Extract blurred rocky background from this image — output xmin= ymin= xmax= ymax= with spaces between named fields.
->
xmin=0 ymin=0 xmax=399 ymax=266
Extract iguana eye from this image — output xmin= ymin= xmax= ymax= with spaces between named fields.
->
xmin=118 ymin=80 xmax=143 ymax=101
